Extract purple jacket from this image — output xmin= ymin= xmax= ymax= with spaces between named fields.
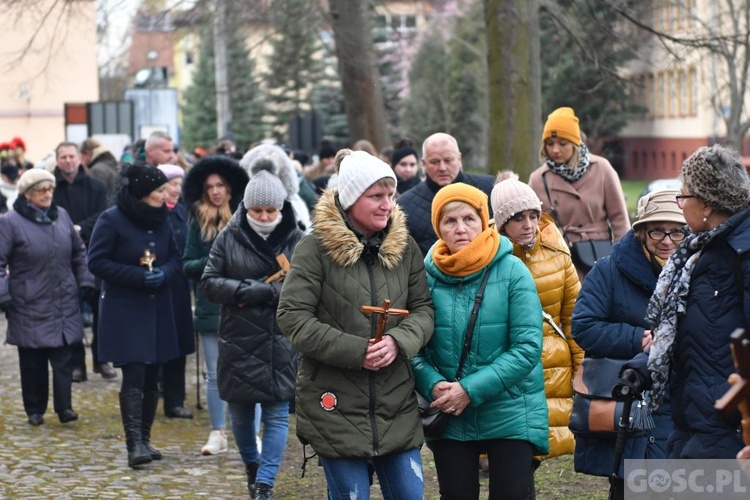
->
xmin=0 ymin=199 xmax=94 ymax=348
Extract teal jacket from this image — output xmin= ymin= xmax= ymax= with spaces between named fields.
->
xmin=412 ymin=236 xmax=549 ymax=454
xmin=183 ymin=217 xmax=219 ymax=333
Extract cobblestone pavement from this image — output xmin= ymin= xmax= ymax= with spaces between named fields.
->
xmin=0 ymin=316 xmax=314 ymax=499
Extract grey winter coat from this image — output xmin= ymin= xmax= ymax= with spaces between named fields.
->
xmin=0 ymin=198 xmax=94 ymax=348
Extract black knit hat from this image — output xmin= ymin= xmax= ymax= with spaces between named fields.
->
xmin=127 ymin=165 xmax=168 ymax=198
xmin=391 ymin=146 xmax=419 ymax=167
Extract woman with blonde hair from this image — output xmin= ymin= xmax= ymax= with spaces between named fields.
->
xmin=529 ymin=107 xmax=630 ymax=277
xmin=182 ymin=156 xmax=248 ymax=455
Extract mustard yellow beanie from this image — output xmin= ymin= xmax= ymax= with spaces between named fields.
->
xmin=431 ymin=183 xmax=490 ymax=238
xmin=542 ymin=107 xmax=581 ymax=146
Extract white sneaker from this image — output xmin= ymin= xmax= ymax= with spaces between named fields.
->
xmin=201 ymin=430 xmax=228 ymax=455
xmin=256 ymin=434 xmax=262 ymax=454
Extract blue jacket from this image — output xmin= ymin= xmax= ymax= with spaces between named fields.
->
xmin=413 ymin=236 xmax=549 ymax=454
xmin=167 ymin=202 xmax=195 ymax=356
xmin=666 ymin=207 xmax=750 ymax=459
xmin=397 ymin=172 xmax=495 ymax=256
xmin=88 ymin=206 xmax=182 ymax=365
xmin=571 ymin=229 xmax=672 ymax=477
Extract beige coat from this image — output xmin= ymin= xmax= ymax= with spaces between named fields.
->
xmin=529 ymin=154 xmax=630 ymax=243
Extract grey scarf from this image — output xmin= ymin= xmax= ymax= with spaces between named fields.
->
xmin=545 ymin=143 xmax=591 ymax=183
xmin=645 ymin=224 xmax=725 ymax=411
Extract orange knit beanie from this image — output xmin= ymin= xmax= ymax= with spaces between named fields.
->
xmin=542 ymin=107 xmax=581 ymax=146
xmin=431 ymin=183 xmax=490 ymax=237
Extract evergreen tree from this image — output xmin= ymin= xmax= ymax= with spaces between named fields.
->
xmin=539 ymin=0 xmax=643 ymax=147
xmin=308 ymin=30 xmax=348 ymax=146
xmin=265 ymin=0 xmax=324 ymax=139
xmin=182 ymin=28 xmax=217 ymax=151
xmin=182 ymin=12 xmax=265 ymax=152
xmin=402 ymin=1 xmax=486 ymax=167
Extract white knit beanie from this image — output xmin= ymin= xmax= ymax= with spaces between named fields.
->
xmin=490 ymin=178 xmax=542 ymax=228
xmin=243 ymin=170 xmax=287 ymax=209
xmin=337 ymin=151 xmax=397 ymax=210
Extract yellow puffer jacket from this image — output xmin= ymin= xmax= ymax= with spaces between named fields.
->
xmin=510 ymin=213 xmax=582 ymax=460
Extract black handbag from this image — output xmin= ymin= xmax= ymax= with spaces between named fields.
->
xmin=569 ymin=357 xmax=651 ymax=437
xmin=416 ymin=269 xmax=490 ymax=438
xmin=541 ymin=171 xmax=613 ymax=272
xmin=569 ymin=239 xmax=613 ymax=273
xmin=569 ymin=357 xmax=627 ymax=436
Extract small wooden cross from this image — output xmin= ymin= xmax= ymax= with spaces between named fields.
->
xmin=264 ymin=254 xmax=291 ymax=284
xmin=360 ymin=299 xmax=409 ymax=343
xmin=715 ymin=328 xmax=750 ymax=446
xmin=139 ymin=249 xmax=156 ymax=272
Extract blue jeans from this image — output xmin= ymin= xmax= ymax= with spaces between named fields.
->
xmin=320 ymin=448 xmax=423 ymax=500
xmin=229 ymin=401 xmax=289 ymax=487
xmin=200 ymin=332 xmax=227 ymax=430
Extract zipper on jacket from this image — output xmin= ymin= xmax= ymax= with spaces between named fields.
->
xmin=365 ymin=258 xmax=380 ymax=455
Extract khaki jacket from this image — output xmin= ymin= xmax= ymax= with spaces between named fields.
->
xmin=277 ymin=190 xmax=434 ymax=458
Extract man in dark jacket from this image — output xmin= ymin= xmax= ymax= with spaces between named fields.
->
xmin=396 ymin=133 xmax=495 ymax=255
xmin=53 ymin=142 xmax=115 ymax=381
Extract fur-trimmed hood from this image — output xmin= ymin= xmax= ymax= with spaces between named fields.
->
xmin=312 ymin=189 xmax=409 ymax=269
xmin=182 ymin=155 xmax=249 ymax=210
xmin=240 ymin=144 xmax=299 ymax=197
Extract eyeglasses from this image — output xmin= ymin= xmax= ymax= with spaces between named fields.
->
xmin=32 ymin=186 xmax=54 ymax=194
xmin=647 ymin=229 xmax=687 ymax=242
xmin=675 ymin=194 xmax=696 ymax=209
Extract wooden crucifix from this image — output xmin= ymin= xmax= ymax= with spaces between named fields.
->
xmin=715 ymin=328 xmax=750 ymax=446
xmin=360 ymin=300 xmax=409 ymax=343
xmin=264 ymin=254 xmax=291 ymax=284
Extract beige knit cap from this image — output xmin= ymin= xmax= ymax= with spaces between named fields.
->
xmin=632 ymin=189 xmax=686 ymax=230
xmin=490 ymin=178 xmax=542 ymax=228
xmin=18 ymin=168 xmax=56 ymax=194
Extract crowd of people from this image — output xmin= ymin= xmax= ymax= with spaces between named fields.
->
xmin=2 ymin=106 xmax=750 ymax=499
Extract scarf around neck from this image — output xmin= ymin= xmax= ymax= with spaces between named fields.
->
xmin=116 ymin=186 xmax=169 ymax=230
xmin=645 ymin=223 xmax=726 ymax=411
xmin=432 ymin=227 xmax=500 ymax=277
xmin=545 ymin=143 xmax=591 ymax=183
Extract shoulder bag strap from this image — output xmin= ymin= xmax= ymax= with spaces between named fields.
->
xmin=541 ymin=171 xmax=564 ymax=230
xmin=455 ymin=268 xmax=491 ymax=381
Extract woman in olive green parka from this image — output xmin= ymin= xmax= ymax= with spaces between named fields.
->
xmin=412 ymin=182 xmax=548 ymax=500
xmin=277 ymin=150 xmax=434 ymax=500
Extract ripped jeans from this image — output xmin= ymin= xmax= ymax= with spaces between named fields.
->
xmin=320 ymin=447 xmax=423 ymax=500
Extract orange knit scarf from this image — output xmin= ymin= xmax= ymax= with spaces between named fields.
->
xmin=432 ymin=228 xmax=500 ymax=277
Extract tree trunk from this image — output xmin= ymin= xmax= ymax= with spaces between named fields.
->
xmin=328 ymin=0 xmax=389 ymax=150
xmin=214 ymin=0 xmax=231 ymax=139
xmin=484 ymin=0 xmax=541 ymax=180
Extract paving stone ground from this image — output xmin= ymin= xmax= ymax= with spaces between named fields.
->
xmin=0 ymin=316 xmax=314 ymax=499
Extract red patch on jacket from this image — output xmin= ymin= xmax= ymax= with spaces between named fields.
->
xmin=320 ymin=392 xmax=337 ymax=412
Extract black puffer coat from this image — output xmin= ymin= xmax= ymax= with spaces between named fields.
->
xmin=201 ymin=201 xmax=303 ymax=404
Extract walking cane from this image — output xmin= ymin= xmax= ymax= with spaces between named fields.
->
xmin=609 ymin=369 xmax=645 ymax=500
xmin=195 ymin=330 xmax=203 ymax=410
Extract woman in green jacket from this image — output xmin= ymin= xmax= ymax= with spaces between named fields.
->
xmin=182 ymin=155 xmax=248 ymax=456
xmin=412 ymin=182 xmax=548 ymax=500
xmin=277 ymin=149 xmax=434 ymax=500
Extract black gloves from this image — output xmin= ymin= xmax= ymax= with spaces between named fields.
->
xmin=613 ymin=368 xmax=651 ymax=400
xmin=0 ymin=300 xmax=13 ymax=315
xmin=144 ymin=268 xmax=166 ymax=289
xmin=235 ymin=279 xmax=278 ymax=305
xmin=80 ymin=286 xmax=99 ymax=302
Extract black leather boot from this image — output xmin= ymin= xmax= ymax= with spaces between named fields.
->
xmin=245 ymin=461 xmax=259 ymax=498
xmin=141 ymin=391 xmax=163 ymax=460
xmin=119 ymin=390 xmax=152 ymax=468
